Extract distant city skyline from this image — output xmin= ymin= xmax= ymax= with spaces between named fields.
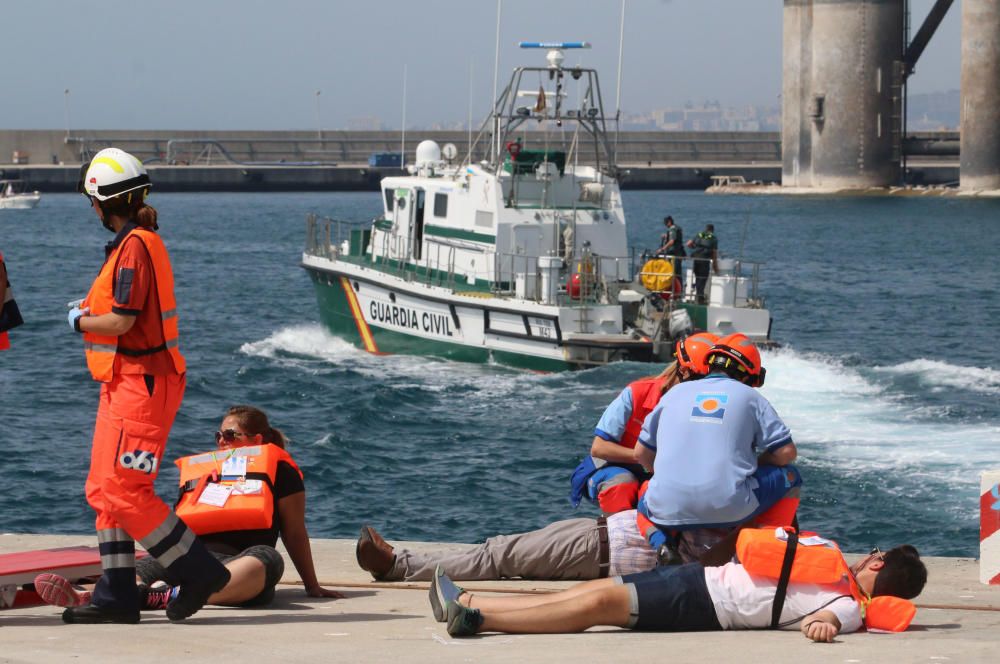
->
xmin=342 ymin=89 xmax=960 ymax=133
xmin=1 ymin=0 xmax=962 ymax=131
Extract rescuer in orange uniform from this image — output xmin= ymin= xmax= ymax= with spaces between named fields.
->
xmin=65 ymin=148 xmax=230 ymax=624
xmin=0 ymin=250 xmax=24 ymax=350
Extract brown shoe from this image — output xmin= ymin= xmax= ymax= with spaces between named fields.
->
xmin=356 ymin=525 xmax=395 ymax=579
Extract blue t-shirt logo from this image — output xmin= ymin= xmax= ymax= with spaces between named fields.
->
xmin=691 ymin=393 xmax=728 ymax=422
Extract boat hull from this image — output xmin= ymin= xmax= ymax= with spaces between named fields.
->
xmin=303 ymin=256 xmax=653 ymax=371
xmin=0 ymin=195 xmax=41 ymax=210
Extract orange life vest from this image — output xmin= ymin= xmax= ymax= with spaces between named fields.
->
xmin=619 ymin=376 xmax=670 ymax=449
xmin=174 ymin=444 xmax=303 ymax=536
xmin=81 ymin=227 xmax=185 ymax=382
xmin=737 ymin=527 xmax=917 ymax=632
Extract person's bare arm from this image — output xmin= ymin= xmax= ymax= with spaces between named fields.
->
xmin=591 ymin=436 xmax=640 ymax=464
xmin=801 ymin=610 xmax=842 ymax=643
xmin=633 ymin=443 xmax=656 ymax=473
xmin=758 ymin=442 xmax=797 ymax=467
xmin=77 ymin=311 xmax=136 ymax=336
xmin=277 ymin=492 xmax=344 ymax=598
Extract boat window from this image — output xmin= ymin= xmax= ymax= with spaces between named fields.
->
xmin=384 ymin=188 xmax=394 ymax=212
xmin=475 ymin=210 xmax=493 ymax=228
xmin=433 ymin=193 xmax=448 ymax=218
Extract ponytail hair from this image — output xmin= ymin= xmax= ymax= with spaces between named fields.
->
xmin=267 ymin=426 xmax=287 ymax=449
xmin=637 ymin=360 xmax=682 ymax=396
xmin=97 ymin=188 xmax=158 ymax=230
xmin=136 ymin=203 xmax=158 ymax=230
xmin=224 ymin=405 xmax=288 ymax=449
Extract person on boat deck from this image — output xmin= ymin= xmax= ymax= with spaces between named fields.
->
xmin=687 ymin=223 xmax=718 ymax=304
xmin=570 ymin=333 xmax=718 ymax=515
xmin=656 ymin=216 xmax=686 ymax=287
xmin=432 ymin=538 xmax=927 ymax=640
xmin=35 ymin=406 xmax=343 ymax=613
xmin=65 ymin=148 xmax=231 ymax=624
xmin=635 ymin=333 xmax=799 ymax=565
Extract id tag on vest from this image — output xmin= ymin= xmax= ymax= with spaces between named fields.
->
xmin=198 ymin=483 xmax=233 ymax=507
xmin=233 ymin=479 xmax=263 ymax=495
xmin=773 ymin=527 xmax=833 ymax=548
xmin=221 ymin=455 xmax=248 ymax=480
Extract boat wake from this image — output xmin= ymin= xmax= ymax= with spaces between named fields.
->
xmin=761 ymin=347 xmax=1000 ymax=491
xmin=873 ymin=359 xmax=1000 ymax=396
xmin=237 ymin=323 xmax=603 ymax=402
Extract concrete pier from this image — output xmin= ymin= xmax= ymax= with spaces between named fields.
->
xmin=2 ymin=533 xmax=998 ymax=663
xmin=0 ymin=129 xmax=960 ymax=192
xmin=960 ymin=0 xmax=1000 ymax=191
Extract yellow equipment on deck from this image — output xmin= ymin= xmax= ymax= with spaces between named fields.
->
xmin=639 ymin=258 xmax=675 ymax=292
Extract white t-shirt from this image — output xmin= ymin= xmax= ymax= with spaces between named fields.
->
xmin=703 ymin=562 xmax=863 ymax=633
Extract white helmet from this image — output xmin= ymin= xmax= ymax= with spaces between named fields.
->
xmin=79 ymin=148 xmax=151 ymax=201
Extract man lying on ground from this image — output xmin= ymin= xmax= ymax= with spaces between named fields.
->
xmin=356 ymin=514 xmax=730 ymax=582
xmin=429 ymin=538 xmax=927 ymax=642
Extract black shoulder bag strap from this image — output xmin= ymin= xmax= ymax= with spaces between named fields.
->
xmin=770 ymin=529 xmax=799 ymax=629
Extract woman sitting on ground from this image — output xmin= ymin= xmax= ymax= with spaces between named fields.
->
xmin=37 ymin=405 xmax=342 ymax=611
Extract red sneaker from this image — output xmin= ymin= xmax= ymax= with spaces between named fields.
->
xmin=34 ymin=573 xmax=92 ymax=608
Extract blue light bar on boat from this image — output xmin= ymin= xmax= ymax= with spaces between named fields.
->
xmin=518 ymin=42 xmax=591 ymax=49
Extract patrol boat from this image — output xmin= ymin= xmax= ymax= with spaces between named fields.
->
xmin=301 ymin=43 xmax=772 ymax=371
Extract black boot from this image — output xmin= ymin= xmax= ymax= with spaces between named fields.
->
xmin=165 ymin=566 xmax=231 ymax=622
xmin=62 ymin=605 xmax=140 ymax=624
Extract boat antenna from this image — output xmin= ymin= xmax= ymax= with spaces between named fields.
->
xmin=401 ymin=64 xmax=408 ymax=170
xmin=467 ymin=60 xmax=474 ymax=165
xmin=613 ymin=0 xmax=627 ymax=162
xmin=491 ymin=0 xmax=503 ymax=164
xmin=738 ymin=204 xmax=752 ymax=261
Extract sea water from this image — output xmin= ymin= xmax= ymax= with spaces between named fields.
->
xmin=1 ymin=191 xmax=997 ymax=556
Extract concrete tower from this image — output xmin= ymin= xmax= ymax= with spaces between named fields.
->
xmin=961 ymin=0 xmax=1000 ymax=191
xmin=783 ymin=0 xmax=905 ymax=189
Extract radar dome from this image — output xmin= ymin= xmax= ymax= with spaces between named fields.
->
xmin=415 ymin=140 xmax=442 ymax=166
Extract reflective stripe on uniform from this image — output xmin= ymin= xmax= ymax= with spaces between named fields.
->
xmin=161 ymin=309 xmax=177 ymax=320
xmin=96 ymin=527 xmax=131 ymax=544
xmin=138 ymin=513 xmax=196 ymax=569
xmin=100 ymin=553 xmax=136 ymax=570
xmin=84 ymin=341 xmax=118 ymax=353
xmin=96 ymin=528 xmax=135 ymax=570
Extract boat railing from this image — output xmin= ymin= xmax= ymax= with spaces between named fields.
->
xmin=304 ymin=214 xmax=371 ymax=260
xmin=491 ymin=249 xmax=635 ymax=305
xmin=635 ymin=251 xmax=765 ymax=308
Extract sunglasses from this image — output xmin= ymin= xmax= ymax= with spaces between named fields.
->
xmin=870 ymin=546 xmax=884 ymax=560
xmin=215 ymin=429 xmax=251 ymax=446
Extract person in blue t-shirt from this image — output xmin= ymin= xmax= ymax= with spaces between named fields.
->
xmin=634 ymin=333 xmax=799 ymax=562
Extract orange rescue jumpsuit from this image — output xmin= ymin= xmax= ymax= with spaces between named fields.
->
xmin=80 ymin=223 xmax=226 ymax=609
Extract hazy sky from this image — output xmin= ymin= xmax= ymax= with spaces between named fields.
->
xmin=1 ymin=0 xmax=961 ymax=130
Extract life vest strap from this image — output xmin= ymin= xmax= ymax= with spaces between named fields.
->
xmin=770 ymin=529 xmax=799 ymax=629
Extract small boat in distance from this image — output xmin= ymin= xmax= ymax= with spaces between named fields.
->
xmin=302 ymin=42 xmax=772 ymax=370
xmin=0 ymin=179 xmax=41 ymax=210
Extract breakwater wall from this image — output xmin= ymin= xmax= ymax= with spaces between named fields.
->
xmin=0 ymin=129 xmax=957 ymax=191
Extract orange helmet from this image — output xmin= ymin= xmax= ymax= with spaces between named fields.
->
xmin=674 ymin=332 xmax=719 ymax=377
xmin=707 ymin=333 xmax=766 ymax=387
